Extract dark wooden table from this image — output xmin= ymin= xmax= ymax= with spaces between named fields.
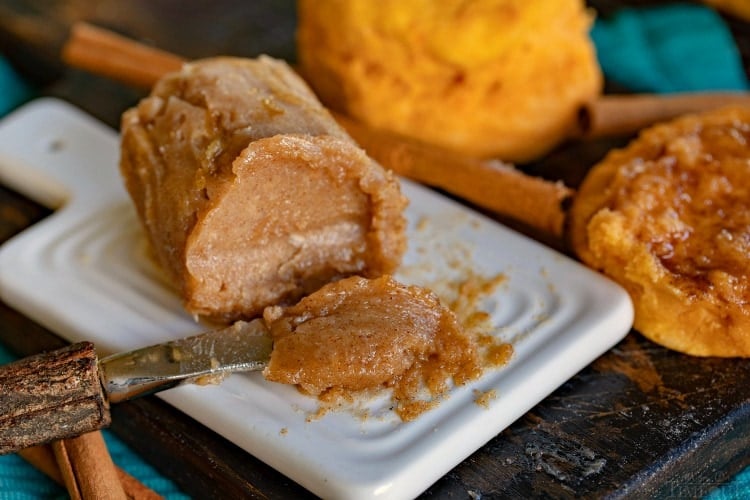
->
xmin=2 ymin=1 xmax=750 ymax=498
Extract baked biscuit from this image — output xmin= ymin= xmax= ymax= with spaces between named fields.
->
xmin=297 ymin=0 xmax=602 ymax=162
xmin=569 ymin=106 xmax=750 ymax=357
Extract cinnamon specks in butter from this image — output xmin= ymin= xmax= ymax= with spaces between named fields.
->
xmin=279 ymin=210 xmax=517 ymax=423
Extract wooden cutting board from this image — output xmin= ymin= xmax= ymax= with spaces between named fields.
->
xmin=0 ymin=98 xmax=635 ymax=499
xmin=3 ymin=191 xmax=750 ymax=499
xmin=0 ymin=0 xmax=749 ymax=497
xmin=1 ymin=106 xmax=749 ymax=499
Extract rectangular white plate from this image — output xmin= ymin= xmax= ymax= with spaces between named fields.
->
xmin=0 ymin=98 xmax=633 ymax=499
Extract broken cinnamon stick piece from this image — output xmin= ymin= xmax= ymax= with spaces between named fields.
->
xmin=578 ymin=92 xmax=750 ymax=138
xmin=20 ymin=440 xmax=163 ymax=500
xmin=52 ymin=432 xmax=128 ymax=500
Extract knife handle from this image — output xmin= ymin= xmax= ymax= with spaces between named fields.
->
xmin=0 ymin=342 xmax=111 ymax=454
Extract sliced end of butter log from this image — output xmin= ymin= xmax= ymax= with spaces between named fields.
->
xmin=185 ymin=133 xmax=407 ymax=321
xmin=119 ymin=56 xmax=408 ymax=321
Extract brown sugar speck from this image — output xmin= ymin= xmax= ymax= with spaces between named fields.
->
xmin=416 ymin=216 xmax=430 ymax=232
xmin=473 ymin=389 xmax=497 ymax=409
xmin=476 ymin=333 xmax=515 ymax=368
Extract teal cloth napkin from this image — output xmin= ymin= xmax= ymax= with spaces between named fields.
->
xmin=591 ymin=3 xmax=749 ymax=92
xmin=0 ymin=57 xmax=35 ymax=115
xmin=1 ymin=2 xmax=750 ymax=498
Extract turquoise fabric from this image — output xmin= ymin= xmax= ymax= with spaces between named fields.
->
xmin=1 ymin=2 xmax=750 ymax=497
xmin=591 ymin=3 xmax=749 ymax=93
xmin=707 ymin=474 xmax=750 ymax=500
xmin=0 ymin=57 xmax=34 ymax=116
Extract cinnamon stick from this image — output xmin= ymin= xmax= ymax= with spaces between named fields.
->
xmin=62 ymin=23 xmax=183 ymax=89
xmin=20 ymin=438 xmax=163 ymax=500
xmin=52 ymin=432 xmax=129 ymax=500
xmin=61 ymin=22 xmax=573 ymax=238
xmin=0 ymin=341 xmax=110 ymax=454
xmin=116 ymin=468 xmax=164 ymax=500
xmin=18 ymin=445 xmax=63 ymax=483
xmin=578 ymin=92 xmax=750 ymax=138
xmin=333 ymin=112 xmax=573 ymax=237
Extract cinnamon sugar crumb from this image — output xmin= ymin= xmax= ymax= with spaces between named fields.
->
xmin=473 ymin=389 xmax=497 ymax=409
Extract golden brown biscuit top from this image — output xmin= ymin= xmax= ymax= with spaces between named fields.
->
xmin=588 ymin=107 xmax=750 ymax=302
xmin=568 ymin=106 xmax=750 ymax=356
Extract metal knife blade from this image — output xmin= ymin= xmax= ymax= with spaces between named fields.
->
xmin=101 ymin=319 xmax=273 ymax=403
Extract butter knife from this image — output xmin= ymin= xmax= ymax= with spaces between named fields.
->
xmin=0 ymin=319 xmax=272 ymax=454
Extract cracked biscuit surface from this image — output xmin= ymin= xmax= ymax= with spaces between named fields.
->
xmin=569 ymin=106 xmax=750 ymax=357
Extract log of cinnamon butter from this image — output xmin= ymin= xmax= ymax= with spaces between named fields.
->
xmin=119 ymin=56 xmax=408 ymax=321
